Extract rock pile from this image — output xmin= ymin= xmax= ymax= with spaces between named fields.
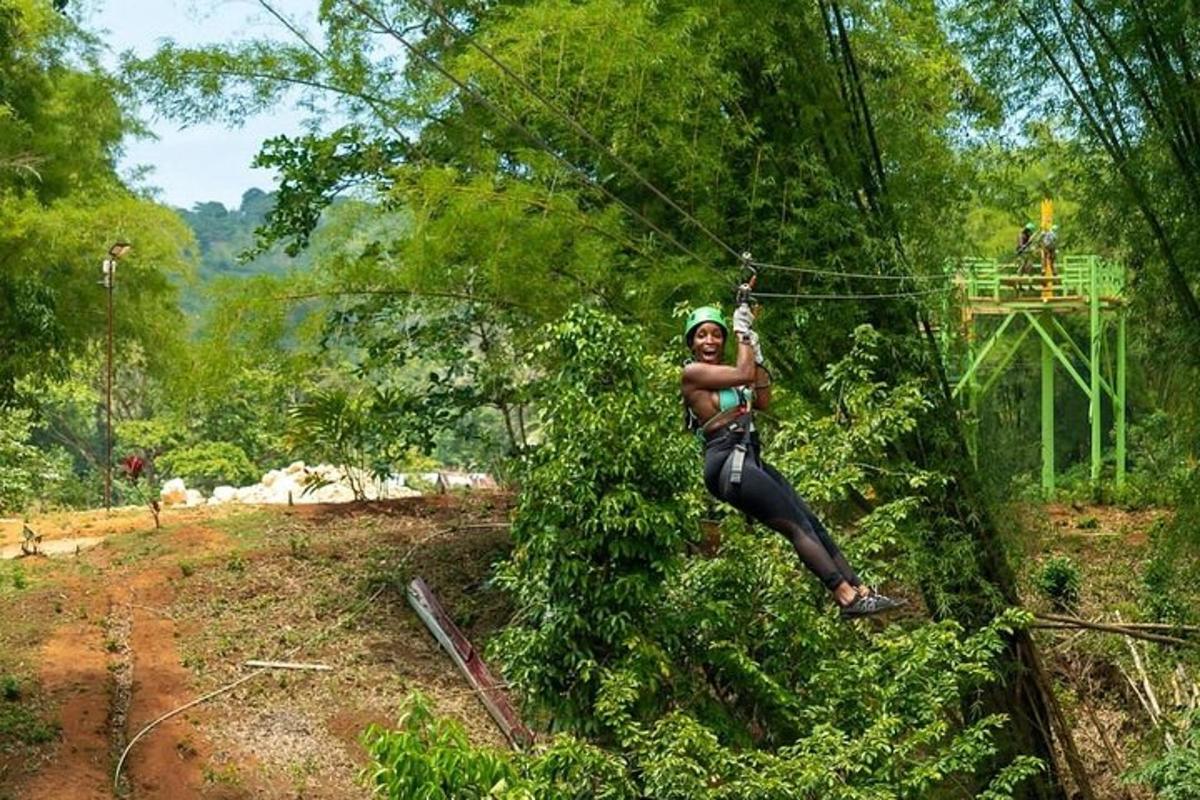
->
xmin=158 ymin=462 xmax=496 ymax=507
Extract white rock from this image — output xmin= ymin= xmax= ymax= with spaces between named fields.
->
xmin=437 ymin=472 xmax=473 ymax=493
xmin=307 ymin=483 xmax=357 ymax=504
xmin=211 ymin=485 xmax=237 ymax=504
xmin=236 ymin=485 xmax=270 ymax=504
xmin=161 ymin=478 xmax=188 ymax=505
xmin=261 ymin=469 xmax=284 ymax=488
xmin=285 ymin=460 xmax=306 ymax=475
xmin=468 ymin=472 xmax=498 ymax=490
xmin=184 ymin=489 xmax=205 ymax=507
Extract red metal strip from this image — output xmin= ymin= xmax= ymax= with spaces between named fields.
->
xmin=407 ymin=576 xmax=534 ymax=749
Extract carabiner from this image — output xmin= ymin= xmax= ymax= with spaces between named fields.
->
xmin=736 ymin=251 xmax=757 ymax=305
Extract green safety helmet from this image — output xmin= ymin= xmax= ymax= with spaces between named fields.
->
xmin=684 ymin=306 xmax=728 ymax=347
xmin=1023 ymin=221 xmax=1036 ymax=232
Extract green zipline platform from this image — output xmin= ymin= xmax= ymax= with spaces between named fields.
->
xmin=947 ymin=254 xmax=1127 ymax=498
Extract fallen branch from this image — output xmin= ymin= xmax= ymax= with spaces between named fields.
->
xmin=1039 ymin=612 xmax=1200 ymax=635
xmin=1119 ymin=612 xmax=1175 ymax=749
xmin=1032 ymin=615 xmax=1192 ymax=647
xmin=244 ymin=660 xmax=332 ymax=671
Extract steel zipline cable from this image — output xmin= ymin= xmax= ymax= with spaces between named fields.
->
xmin=407 ymin=0 xmax=954 ymax=291
xmin=349 ymin=0 xmax=954 ymax=301
xmin=347 ymin=0 xmax=715 ymax=272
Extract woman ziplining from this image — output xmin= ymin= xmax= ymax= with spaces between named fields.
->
xmin=681 ymin=294 xmax=904 ymax=618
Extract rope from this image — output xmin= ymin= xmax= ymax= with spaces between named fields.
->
xmin=751 ymin=285 xmax=954 ymax=301
xmin=411 ymin=0 xmax=955 ymax=289
xmin=750 ymin=260 xmax=952 ymax=282
xmin=344 ymin=2 xmax=956 ymax=301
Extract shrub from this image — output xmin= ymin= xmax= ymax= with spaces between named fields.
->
xmin=1142 ymin=500 xmax=1200 ymax=625
xmin=158 ymin=441 xmax=258 ymax=490
xmin=1035 ymin=555 xmax=1081 ymax=610
xmin=0 ymin=409 xmax=57 ymax=514
xmin=1126 ymin=711 xmax=1200 ymax=799
xmin=490 ymin=306 xmax=700 ymax=732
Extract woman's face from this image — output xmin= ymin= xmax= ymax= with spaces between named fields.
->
xmin=690 ymin=322 xmax=725 ymax=364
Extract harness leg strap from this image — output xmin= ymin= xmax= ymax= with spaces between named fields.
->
xmin=729 ymin=444 xmax=746 ymax=486
xmin=719 ymin=443 xmax=747 ymax=497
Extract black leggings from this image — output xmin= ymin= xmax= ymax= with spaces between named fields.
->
xmin=704 ymin=432 xmax=860 ymax=591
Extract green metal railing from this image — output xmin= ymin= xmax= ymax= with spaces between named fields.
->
xmin=953 ymin=255 xmax=1125 ymax=302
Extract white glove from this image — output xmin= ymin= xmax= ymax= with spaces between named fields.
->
xmin=732 ymin=303 xmax=754 ymax=336
xmin=747 ymin=329 xmax=765 ymax=365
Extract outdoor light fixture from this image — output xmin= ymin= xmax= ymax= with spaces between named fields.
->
xmin=100 ymin=241 xmax=131 ymax=289
xmin=101 ymin=240 xmax=132 ymax=511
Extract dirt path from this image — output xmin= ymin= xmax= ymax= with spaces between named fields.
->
xmin=3 ymin=496 xmax=514 ymax=800
xmin=19 ymin=585 xmax=111 ymax=800
xmin=11 ymin=523 xmax=233 ymax=800
xmin=117 ymin=570 xmax=211 ymax=799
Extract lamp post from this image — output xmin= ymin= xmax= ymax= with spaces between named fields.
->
xmin=101 ymin=241 xmax=132 ymax=511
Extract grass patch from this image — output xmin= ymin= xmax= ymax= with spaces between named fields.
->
xmin=104 ymin=530 xmax=168 ymax=565
xmin=206 ymin=510 xmax=275 ymax=548
xmin=0 ymin=676 xmax=58 ymax=749
xmin=0 ymin=563 xmax=30 ymax=597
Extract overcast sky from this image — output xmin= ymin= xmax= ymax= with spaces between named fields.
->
xmin=82 ymin=0 xmax=330 ymax=211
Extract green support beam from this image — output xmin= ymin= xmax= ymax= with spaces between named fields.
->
xmin=946 ymin=253 xmax=1127 ymax=499
xmin=953 ymin=313 xmax=1016 ymax=397
xmin=979 ymin=325 xmax=1034 ymax=398
xmin=1090 ymin=260 xmax=1102 ymax=491
xmin=1050 ymin=317 xmax=1117 ymax=401
xmin=1022 ymin=312 xmax=1093 ymax=398
xmin=1041 ymin=312 xmax=1055 ymax=497
xmin=1117 ymin=311 xmax=1127 ymax=489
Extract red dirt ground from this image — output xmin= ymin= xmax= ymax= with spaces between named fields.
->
xmin=1 ymin=494 xmax=513 ymax=800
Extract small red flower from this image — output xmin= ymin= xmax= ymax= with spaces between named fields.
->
xmin=121 ymin=454 xmax=144 ymax=482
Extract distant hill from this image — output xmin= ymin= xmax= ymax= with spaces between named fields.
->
xmin=175 ymin=188 xmax=306 ymax=317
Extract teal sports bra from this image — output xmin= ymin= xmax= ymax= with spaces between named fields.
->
xmin=717 ymin=386 xmax=753 ymax=412
xmin=684 ymin=385 xmax=754 ymax=438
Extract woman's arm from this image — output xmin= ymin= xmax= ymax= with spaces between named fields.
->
xmin=752 ymin=365 xmax=772 ymax=410
xmin=682 ymin=335 xmax=757 ymax=390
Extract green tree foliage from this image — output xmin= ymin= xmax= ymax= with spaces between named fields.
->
xmin=129 ymin=2 xmax=1068 ymax=791
xmin=174 ymin=188 xmax=306 ymax=316
xmin=0 ymin=408 xmax=58 ymax=512
xmin=953 ymin=0 xmax=1200 ymax=395
xmin=0 ymin=0 xmax=192 ymax=404
xmin=491 ymin=306 xmax=700 ymax=732
xmin=157 ymin=441 xmax=258 ymax=491
xmin=1126 ymin=710 xmax=1200 ymax=799
xmin=366 ymin=305 xmax=1044 ymax=798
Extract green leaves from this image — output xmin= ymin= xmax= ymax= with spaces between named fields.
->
xmin=492 ymin=305 xmax=700 ymax=732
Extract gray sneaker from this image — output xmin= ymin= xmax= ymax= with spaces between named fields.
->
xmin=840 ymin=592 xmax=905 ymax=619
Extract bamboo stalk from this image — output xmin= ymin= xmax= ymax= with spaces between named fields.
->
xmin=243 ymin=660 xmax=332 ymax=671
xmin=1119 ymin=613 xmax=1176 ymax=748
